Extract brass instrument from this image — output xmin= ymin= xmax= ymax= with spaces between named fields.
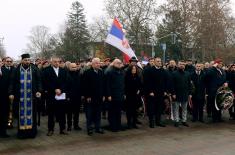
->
xmin=215 ymin=86 xmax=234 ymax=111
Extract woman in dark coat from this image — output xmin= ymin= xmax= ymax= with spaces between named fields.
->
xmin=125 ymin=65 xmax=142 ymax=129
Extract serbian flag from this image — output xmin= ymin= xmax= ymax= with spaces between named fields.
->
xmin=123 ymin=53 xmax=130 ymax=64
xmin=105 ymin=17 xmax=137 ymax=62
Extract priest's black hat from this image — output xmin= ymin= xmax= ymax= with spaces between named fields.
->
xmin=21 ymin=53 xmax=30 ymax=60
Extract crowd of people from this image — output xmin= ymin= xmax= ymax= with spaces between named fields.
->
xmin=0 ymin=53 xmax=234 ymax=139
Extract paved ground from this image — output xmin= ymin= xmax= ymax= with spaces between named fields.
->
xmin=0 ymin=112 xmax=235 ymax=155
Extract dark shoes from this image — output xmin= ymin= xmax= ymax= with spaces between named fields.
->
xmin=149 ymin=123 xmax=154 ymax=128
xmin=47 ymin=131 xmax=54 ymax=136
xmin=0 ymin=133 xmax=10 ymax=138
xmin=191 ymin=119 xmax=197 ymax=122
xmin=67 ymin=127 xmax=72 ymax=131
xmin=192 ymin=118 xmax=204 ymax=123
xmin=87 ymin=129 xmax=93 ymax=136
xmin=67 ymin=126 xmax=82 ymax=131
xmin=127 ymin=123 xmax=139 ymax=129
xmin=60 ymin=130 xmax=69 ymax=135
xmin=156 ymin=123 xmax=166 ymax=127
xmin=136 ymin=120 xmax=142 ymax=125
xmin=207 ymin=114 xmax=212 ymax=118
xmin=95 ymin=129 xmax=104 ymax=134
xmin=182 ymin=122 xmax=189 ymax=127
xmin=174 ymin=122 xmax=179 ymax=127
xmin=199 ymin=119 xmax=204 ymax=123
xmin=132 ymin=125 xmax=139 ymax=129
xmin=74 ymin=126 xmax=82 ymax=131
xmin=47 ymin=130 xmax=68 ymax=136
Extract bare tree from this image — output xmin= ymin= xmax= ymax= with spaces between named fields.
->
xmin=159 ymin=0 xmax=234 ymax=61
xmin=88 ymin=16 xmax=109 ymax=42
xmin=25 ymin=25 xmax=52 ymax=58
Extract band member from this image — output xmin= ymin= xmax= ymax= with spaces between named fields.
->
xmin=8 ymin=54 xmax=42 ymax=138
xmin=191 ymin=63 xmax=206 ymax=122
xmin=106 ymin=59 xmax=125 ymax=132
xmin=144 ymin=57 xmax=168 ymax=128
xmin=83 ymin=58 xmax=104 ymax=135
xmin=43 ymin=57 xmax=69 ymax=136
xmin=205 ymin=59 xmax=227 ymax=122
xmin=125 ymin=65 xmax=142 ymax=129
xmin=67 ymin=63 xmax=82 ymax=131
xmin=171 ymin=61 xmax=192 ymax=127
xmin=227 ymin=64 xmax=235 ymax=120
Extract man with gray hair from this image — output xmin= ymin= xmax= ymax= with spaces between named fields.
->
xmin=106 ymin=59 xmax=125 ymax=132
xmin=83 ymin=58 xmax=105 ymax=135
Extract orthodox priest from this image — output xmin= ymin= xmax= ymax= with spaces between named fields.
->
xmin=8 ymin=53 xmax=42 ymax=138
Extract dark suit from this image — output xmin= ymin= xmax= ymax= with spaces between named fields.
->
xmin=67 ymin=70 xmax=82 ymax=129
xmin=0 ymin=66 xmax=14 ymax=136
xmin=205 ymin=67 xmax=226 ymax=122
xmin=43 ymin=66 xmax=69 ymax=132
xmin=106 ymin=66 xmax=125 ymax=131
xmin=191 ymin=70 xmax=206 ymax=121
xmin=83 ymin=67 xmax=104 ymax=132
xmin=125 ymin=71 xmax=142 ymax=128
xmin=144 ymin=66 xmax=168 ymax=126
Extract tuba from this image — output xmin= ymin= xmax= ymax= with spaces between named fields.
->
xmin=215 ymin=86 xmax=234 ymax=111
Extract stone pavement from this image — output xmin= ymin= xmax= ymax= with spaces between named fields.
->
xmin=0 ymin=112 xmax=235 ymax=155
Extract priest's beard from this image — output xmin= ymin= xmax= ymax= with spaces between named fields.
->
xmin=22 ymin=64 xmax=30 ymax=69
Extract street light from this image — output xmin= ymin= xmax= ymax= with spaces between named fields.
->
xmin=156 ymin=32 xmax=182 ymax=64
xmin=151 ymin=36 xmax=156 ymax=57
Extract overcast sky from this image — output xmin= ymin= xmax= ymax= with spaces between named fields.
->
xmin=0 ymin=0 xmax=105 ymax=59
xmin=0 ymin=0 xmax=235 ymax=59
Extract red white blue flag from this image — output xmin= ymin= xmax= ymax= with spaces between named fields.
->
xmin=105 ymin=17 xmax=137 ymax=62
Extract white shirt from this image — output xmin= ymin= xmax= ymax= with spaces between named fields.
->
xmin=155 ymin=66 xmax=161 ymax=69
xmin=216 ymin=68 xmax=222 ymax=75
xmin=5 ymin=66 xmax=10 ymax=70
xmin=53 ymin=67 xmax=59 ymax=77
xmin=196 ymin=70 xmax=201 ymax=75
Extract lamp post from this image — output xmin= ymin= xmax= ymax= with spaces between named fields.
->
xmin=151 ymin=36 xmax=156 ymax=57
xmin=156 ymin=32 xmax=182 ymax=64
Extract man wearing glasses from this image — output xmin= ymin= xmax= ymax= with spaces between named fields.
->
xmin=0 ymin=57 xmax=14 ymax=138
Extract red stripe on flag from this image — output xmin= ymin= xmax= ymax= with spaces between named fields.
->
xmin=113 ymin=18 xmax=123 ymax=30
xmin=123 ymin=52 xmax=130 ymax=64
